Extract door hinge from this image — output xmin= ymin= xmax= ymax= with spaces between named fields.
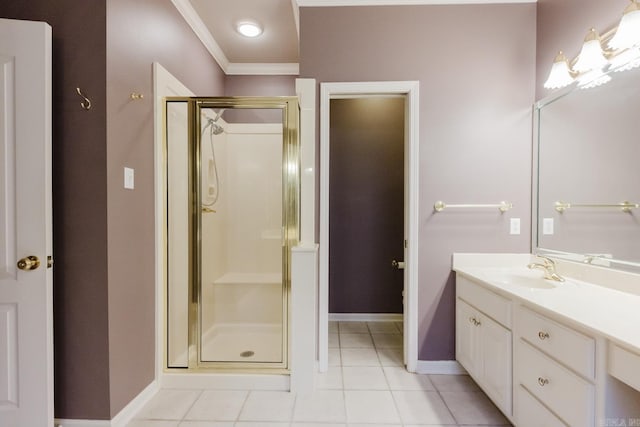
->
xmin=47 ymin=256 xmax=53 ymax=268
xmin=404 ymin=239 xmax=407 ymax=248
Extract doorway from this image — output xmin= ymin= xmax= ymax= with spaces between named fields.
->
xmin=319 ymin=81 xmax=420 ymax=373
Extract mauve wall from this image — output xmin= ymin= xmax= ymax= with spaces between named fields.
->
xmin=300 ymin=4 xmax=536 ymax=360
xmin=224 ymin=75 xmax=296 ymax=123
xmin=106 ymin=0 xmax=224 ymax=416
xmin=536 ymin=0 xmax=625 ymax=100
xmin=0 ymin=1 xmax=111 ymax=419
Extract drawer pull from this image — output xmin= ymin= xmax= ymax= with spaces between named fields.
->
xmin=537 ymin=377 xmax=549 ymax=387
xmin=538 ymin=331 xmax=550 ymax=340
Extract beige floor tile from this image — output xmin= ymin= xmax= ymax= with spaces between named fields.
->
xmin=237 ymin=390 xmax=295 ymax=422
xmin=291 ymin=423 xmax=346 ymax=427
xmin=329 ymin=321 xmax=339 ymax=333
xmin=340 ymin=347 xmax=380 ymax=366
xmin=328 ymin=347 xmax=342 ymax=366
xmin=329 ymin=333 xmax=340 ymax=348
xmin=344 ymin=390 xmax=401 ymax=424
xmin=440 ymin=391 xmax=510 ymax=425
xmin=372 ymin=333 xmax=403 ymax=348
xmin=178 ymin=422 xmax=233 ymax=427
xmin=383 ymin=367 xmax=435 ymax=390
xmin=339 ymin=333 xmax=374 ymax=348
xmin=184 ymin=390 xmax=247 ymax=421
xmin=343 ymin=366 xmax=388 ymax=390
xmin=339 ymin=321 xmax=368 ymax=333
xmin=316 ymin=368 xmax=343 ymax=389
xmin=367 ymin=321 xmax=401 ymax=334
xmin=392 ymin=390 xmax=456 ymax=425
xmin=234 ymin=423 xmax=290 ymax=427
xmin=292 ymin=390 xmax=346 ymax=423
xmin=376 ymin=347 xmax=404 ymax=366
xmin=136 ymin=389 xmax=201 ymax=420
xmin=429 ymin=374 xmax=480 ymax=392
xmin=127 ymin=421 xmax=180 ymax=427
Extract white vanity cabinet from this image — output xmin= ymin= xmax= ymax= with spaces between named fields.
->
xmin=514 ymin=306 xmax=596 ymax=427
xmin=456 ymin=275 xmax=513 ymax=417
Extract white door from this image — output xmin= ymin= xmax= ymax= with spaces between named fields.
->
xmin=0 ymin=18 xmax=53 ymax=427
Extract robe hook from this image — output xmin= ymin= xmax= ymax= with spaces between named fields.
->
xmin=76 ymin=87 xmax=91 ymax=110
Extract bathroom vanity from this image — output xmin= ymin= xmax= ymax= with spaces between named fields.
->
xmin=453 ymin=253 xmax=640 ymax=427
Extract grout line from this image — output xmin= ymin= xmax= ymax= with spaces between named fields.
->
xmin=179 ymin=389 xmax=204 ymax=423
xmin=233 ymin=389 xmax=252 ymax=424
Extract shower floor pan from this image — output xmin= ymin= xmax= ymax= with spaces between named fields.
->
xmin=201 ymin=323 xmax=283 ymax=363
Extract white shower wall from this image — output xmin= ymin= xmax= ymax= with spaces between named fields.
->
xmin=201 ymin=123 xmax=284 ymax=362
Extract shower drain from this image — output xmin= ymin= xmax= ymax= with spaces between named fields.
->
xmin=240 ymin=350 xmax=255 ymax=358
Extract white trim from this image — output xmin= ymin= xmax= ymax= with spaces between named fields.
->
xmin=296 ymin=78 xmax=317 ymax=246
xmin=291 ymin=0 xmax=301 ymax=40
xmin=170 ymin=0 xmax=229 ymax=72
xmin=226 ymin=62 xmax=300 ymax=76
xmin=415 ymin=360 xmax=468 ymax=375
xmin=54 ymin=420 xmax=110 ymax=427
xmin=319 ymin=81 xmax=420 ymax=373
xmin=170 ymin=0 xmax=300 ymax=76
xmin=329 ymin=313 xmax=403 ymax=322
xmin=298 ymin=0 xmax=535 ymax=5
xmin=110 ymin=380 xmax=159 ymax=427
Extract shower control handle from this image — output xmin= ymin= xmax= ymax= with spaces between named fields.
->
xmin=392 ymin=259 xmax=405 ymax=270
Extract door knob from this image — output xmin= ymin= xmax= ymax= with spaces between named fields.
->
xmin=17 ymin=256 xmax=40 ymax=271
xmin=391 ymin=260 xmax=405 ymax=270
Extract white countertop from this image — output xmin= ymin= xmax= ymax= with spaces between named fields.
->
xmin=452 ymin=253 xmax=640 ymax=354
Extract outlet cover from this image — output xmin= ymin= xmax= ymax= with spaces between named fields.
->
xmin=510 ymin=218 xmax=521 ymax=235
xmin=124 ymin=167 xmax=134 ymax=190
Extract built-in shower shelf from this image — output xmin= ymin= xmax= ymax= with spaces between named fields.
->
xmin=212 ymin=272 xmax=282 ymax=285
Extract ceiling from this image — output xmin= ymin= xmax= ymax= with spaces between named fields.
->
xmin=172 ymin=0 xmax=537 ymax=75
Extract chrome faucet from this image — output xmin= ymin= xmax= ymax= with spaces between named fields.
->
xmin=527 ymin=255 xmax=565 ymax=282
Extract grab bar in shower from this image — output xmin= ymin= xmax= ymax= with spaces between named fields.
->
xmin=555 ymin=201 xmax=640 ymax=213
xmin=433 ymin=200 xmax=513 ymax=213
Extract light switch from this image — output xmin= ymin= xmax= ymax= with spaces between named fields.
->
xmin=124 ymin=167 xmax=134 ymax=190
xmin=510 ymin=218 xmax=521 ymax=235
xmin=543 ymin=218 xmax=554 ymax=235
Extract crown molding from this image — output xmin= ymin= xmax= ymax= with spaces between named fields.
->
xmin=226 ymin=63 xmax=300 ymax=75
xmin=297 ymin=0 xmax=536 ymax=5
xmin=171 ymin=0 xmax=229 ymax=71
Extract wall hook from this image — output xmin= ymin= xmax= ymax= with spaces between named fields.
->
xmin=130 ymin=92 xmax=144 ymax=100
xmin=76 ymin=87 xmax=91 ymax=110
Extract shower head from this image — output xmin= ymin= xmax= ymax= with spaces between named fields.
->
xmin=207 ymin=119 xmax=224 ymax=135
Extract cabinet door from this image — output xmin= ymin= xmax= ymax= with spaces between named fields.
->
xmin=480 ymin=313 xmax=512 ymax=415
xmin=456 ymin=299 xmax=479 ymax=377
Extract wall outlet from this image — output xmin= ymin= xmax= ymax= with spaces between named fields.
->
xmin=124 ymin=167 xmax=135 ymax=190
xmin=510 ymin=218 xmax=521 ymax=235
xmin=543 ymin=218 xmax=554 ymax=235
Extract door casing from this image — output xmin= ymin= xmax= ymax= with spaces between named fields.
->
xmin=319 ymin=81 xmax=420 ymax=372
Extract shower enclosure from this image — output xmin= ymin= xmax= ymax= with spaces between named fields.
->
xmin=163 ymin=97 xmax=299 ymax=371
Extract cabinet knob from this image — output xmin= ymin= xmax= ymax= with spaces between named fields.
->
xmin=537 ymin=377 xmax=549 ymax=386
xmin=538 ymin=331 xmax=550 ymax=340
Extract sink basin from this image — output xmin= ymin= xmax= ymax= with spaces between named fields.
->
xmin=480 ymin=268 xmax=560 ymax=290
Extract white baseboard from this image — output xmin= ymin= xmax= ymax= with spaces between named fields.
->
xmin=161 ymin=372 xmax=290 ymax=390
xmin=55 ymin=380 xmax=159 ymax=427
xmin=55 ymin=420 xmax=111 ymax=427
xmin=415 ymin=360 xmax=467 ymax=375
xmin=329 ymin=313 xmax=403 ymax=322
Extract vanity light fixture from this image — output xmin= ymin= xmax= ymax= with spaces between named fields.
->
xmin=609 ymin=0 xmax=640 ymax=50
xmin=543 ymin=0 xmax=640 ymax=90
xmin=236 ymin=21 xmax=263 ymax=38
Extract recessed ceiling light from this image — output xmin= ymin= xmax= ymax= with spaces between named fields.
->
xmin=236 ymin=21 xmax=263 ymax=38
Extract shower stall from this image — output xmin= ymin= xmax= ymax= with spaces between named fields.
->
xmin=163 ymin=97 xmax=299 ymax=371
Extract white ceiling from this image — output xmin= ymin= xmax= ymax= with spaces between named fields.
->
xmin=172 ymin=0 xmax=537 ymax=75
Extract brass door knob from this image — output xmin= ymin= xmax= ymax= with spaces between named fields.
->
xmin=391 ymin=260 xmax=405 ymax=270
xmin=17 ymin=256 xmax=40 ymax=271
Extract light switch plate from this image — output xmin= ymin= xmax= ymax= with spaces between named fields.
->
xmin=510 ymin=218 xmax=521 ymax=235
xmin=124 ymin=167 xmax=134 ymax=190
xmin=543 ymin=218 xmax=554 ymax=235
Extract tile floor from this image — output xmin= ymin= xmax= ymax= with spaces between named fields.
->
xmin=128 ymin=321 xmax=512 ymax=426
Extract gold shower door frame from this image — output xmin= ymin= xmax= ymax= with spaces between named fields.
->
xmin=164 ymin=96 xmax=300 ymax=372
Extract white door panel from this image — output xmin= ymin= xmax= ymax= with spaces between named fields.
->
xmin=0 ymin=17 xmax=53 ymax=427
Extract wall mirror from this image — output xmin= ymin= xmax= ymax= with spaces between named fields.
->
xmin=534 ymin=66 xmax=640 ymax=272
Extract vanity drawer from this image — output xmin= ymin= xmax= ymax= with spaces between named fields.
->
xmin=515 ymin=385 xmax=567 ymax=427
xmin=609 ymin=343 xmax=640 ymax=392
xmin=517 ymin=306 xmax=595 ymax=379
xmin=516 ymin=340 xmax=594 ymax=427
xmin=457 ymin=275 xmax=511 ymax=328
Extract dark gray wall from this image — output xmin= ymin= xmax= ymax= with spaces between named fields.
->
xmin=1 ymin=0 xmax=224 ymax=420
xmin=300 ymin=4 xmax=536 ymax=360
